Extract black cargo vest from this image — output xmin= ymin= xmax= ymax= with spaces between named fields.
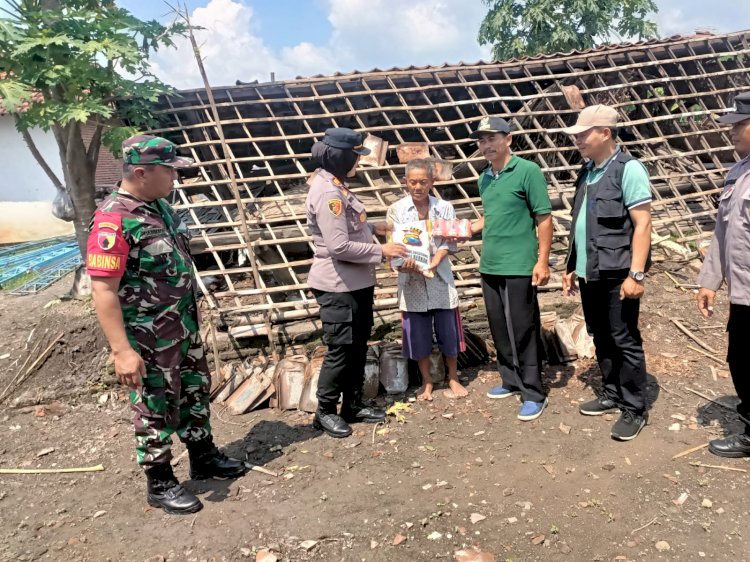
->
xmin=566 ymin=151 xmax=651 ymax=281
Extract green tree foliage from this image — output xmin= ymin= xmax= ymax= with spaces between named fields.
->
xmin=478 ymin=0 xmax=659 ymax=60
xmin=0 ymin=0 xmax=185 ymax=261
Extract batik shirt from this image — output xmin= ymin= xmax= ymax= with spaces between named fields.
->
xmin=387 ymin=195 xmax=459 ymax=312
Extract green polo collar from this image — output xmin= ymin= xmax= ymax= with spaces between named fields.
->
xmin=485 ymin=155 xmax=519 ymax=178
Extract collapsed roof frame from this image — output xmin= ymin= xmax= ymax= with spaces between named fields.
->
xmin=149 ymin=30 xmax=750 ymax=338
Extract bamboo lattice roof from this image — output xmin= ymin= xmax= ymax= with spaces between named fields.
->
xmin=148 ymin=30 xmax=750 ymax=334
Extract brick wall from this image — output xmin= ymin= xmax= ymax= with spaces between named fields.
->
xmin=81 ymin=121 xmax=121 ymax=189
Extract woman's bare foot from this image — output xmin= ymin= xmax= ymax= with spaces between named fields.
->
xmin=448 ymin=378 xmax=468 ymax=398
xmin=417 ymin=383 xmax=434 ymax=401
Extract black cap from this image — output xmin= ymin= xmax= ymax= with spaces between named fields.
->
xmin=717 ymin=92 xmax=750 ymax=124
xmin=470 ymin=116 xmax=511 ymax=138
xmin=322 ymin=128 xmax=371 ymax=155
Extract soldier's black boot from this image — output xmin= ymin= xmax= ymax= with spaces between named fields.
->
xmin=341 ymin=390 xmax=386 ymax=424
xmin=145 ymin=464 xmax=203 ymax=515
xmin=313 ymin=408 xmax=353 ymax=438
xmin=187 ymin=437 xmax=248 ymax=480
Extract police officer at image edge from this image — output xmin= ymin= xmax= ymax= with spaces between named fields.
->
xmin=697 ymin=91 xmax=750 ymax=457
xmin=305 ymin=128 xmax=409 ymax=438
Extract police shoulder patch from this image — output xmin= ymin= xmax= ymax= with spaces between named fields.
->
xmin=327 ymin=198 xmax=343 ymax=216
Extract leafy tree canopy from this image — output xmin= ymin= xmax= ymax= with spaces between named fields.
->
xmin=0 ymin=0 xmax=186 ymax=153
xmin=478 ymin=0 xmax=659 ymax=60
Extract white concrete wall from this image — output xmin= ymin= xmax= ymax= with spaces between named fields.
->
xmin=0 ymin=201 xmax=74 ymax=244
xmin=0 ymin=115 xmax=64 ymax=202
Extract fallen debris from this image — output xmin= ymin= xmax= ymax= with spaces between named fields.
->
xmin=686 ymin=345 xmax=724 ymax=365
xmin=0 ymin=332 xmax=64 ymax=404
xmin=670 ymin=318 xmax=718 ymax=354
xmin=386 ymin=401 xmax=412 ymax=423
xmin=690 ymin=462 xmax=748 ymax=473
xmin=392 ymin=533 xmax=407 ymax=546
xmin=249 ymin=465 xmax=279 ymax=477
xmin=631 ymin=516 xmax=659 ymax=534
xmin=0 ymin=464 xmax=104 ymax=474
xmin=672 ymin=443 xmax=709 ymax=459
xmin=470 ymin=513 xmax=486 ymax=524
xmin=685 ymin=388 xmax=734 ymax=411
xmin=454 ymin=547 xmax=497 ymax=562
xmin=299 ymin=540 xmax=317 ymax=551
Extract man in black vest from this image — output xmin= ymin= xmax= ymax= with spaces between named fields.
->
xmin=560 ymin=105 xmax=653 ymax=441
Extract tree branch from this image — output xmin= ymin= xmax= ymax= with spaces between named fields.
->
xmin=87 ymin=122 xmax=103 ymax=167
xmin=16 ymin=116 xmax=65 ymax=191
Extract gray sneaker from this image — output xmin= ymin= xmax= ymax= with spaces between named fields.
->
xmin=611 ymin=411 xmax=646 ymax=441
xmin=579 ymin=397 xmax=619 ymax=416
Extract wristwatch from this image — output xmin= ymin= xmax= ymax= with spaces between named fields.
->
xmin=629 ymin=270 xmax=645 ymax=282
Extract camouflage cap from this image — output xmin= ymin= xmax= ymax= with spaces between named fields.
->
xmin=122 ymin=135 xmax=193 ymax=168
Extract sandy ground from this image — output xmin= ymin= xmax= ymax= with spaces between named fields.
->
xmin=0 ymin=263 xmax=748 ymax=562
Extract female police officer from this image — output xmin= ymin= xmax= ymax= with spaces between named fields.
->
xmin=307 ymin=128 xmax=408 ymax=437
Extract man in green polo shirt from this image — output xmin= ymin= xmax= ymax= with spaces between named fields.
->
xmin=470 ymin=116 xmax=553 ymax=421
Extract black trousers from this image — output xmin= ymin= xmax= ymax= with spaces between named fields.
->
xmin=481 ymin=274 xmax=545 ymax=403
xmin=727 ymin=304 xmax=750 ymax=433
xmin=579 ymin=278 xmax=647 ymax=414
xmin=313 ymin=286 xmax=374 ymax=413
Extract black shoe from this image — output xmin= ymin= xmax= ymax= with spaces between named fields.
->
xmin=187 ymin=437 xmax=248 ymax=480
xmin=146 ymin=464 xmax=203 ymax=515
xmin=611 ymin=410 xmax=646 ymax=441
xmin=341 ymin=403 xmax=386 ymax=424
xmin=313 ymin=410 xmax=353 ymax=438
xmin=709 ymin=434 xmax=750 ymax=458
xmin=579 ymin=396 xmax=620 ymax=416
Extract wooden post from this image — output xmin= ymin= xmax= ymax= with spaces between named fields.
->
xmin=174 ymin=2 xmax=278 ymax=360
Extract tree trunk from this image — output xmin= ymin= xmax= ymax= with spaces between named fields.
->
xmin=53 ymin=121 xmax=98 ymax=260
xmin=50 ymin=121 xmax=98 ymax=298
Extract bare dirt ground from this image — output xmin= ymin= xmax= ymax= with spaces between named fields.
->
xmin=1 ymin=262 xmax=748 ymax=562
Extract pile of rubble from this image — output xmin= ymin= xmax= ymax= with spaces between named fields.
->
xmin=209 ymin=318 xmax=597 ymax=415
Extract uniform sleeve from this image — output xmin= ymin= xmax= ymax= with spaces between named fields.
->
xmin=697 ymin=230 xmax=725 ymax=291
xmin=316 ymin=191 xmax=383 ymax=264
xmin=697 ymin=187 xmax=729 ymax=292
xmin=86 ymin=211 xmax=130 ymax=278
xmin=622 ymin=161 xmax=653 ymax=209
xmin=524 ymin=164 xmax=553 ymax=216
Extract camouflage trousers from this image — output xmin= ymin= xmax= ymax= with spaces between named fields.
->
xmin=129 ymin=329 xmax=212 ymax=467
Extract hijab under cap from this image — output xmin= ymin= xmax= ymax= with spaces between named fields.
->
xmin=312 ymin=141 xmax=359 ymax=185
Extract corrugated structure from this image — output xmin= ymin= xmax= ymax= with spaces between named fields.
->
xmin=149 ymin=30 xmax=750 ymax=341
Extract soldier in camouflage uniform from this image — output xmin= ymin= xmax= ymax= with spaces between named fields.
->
xmin=87 ymin=135 xmax=246 ymax=515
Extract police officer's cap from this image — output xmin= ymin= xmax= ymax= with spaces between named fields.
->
xmin=717 ymin=92 xmax=750 ymax=124
xmin=323 ymin=128 xmax=371 ymax=155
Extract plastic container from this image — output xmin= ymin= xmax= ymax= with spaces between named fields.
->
xmin=271 ymin=355 xmax=309 ymax=410
xmin=379 ymin=343 xmax=409 ymax=394
xmin=298 ymin=347 xmax=326 ymax=413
